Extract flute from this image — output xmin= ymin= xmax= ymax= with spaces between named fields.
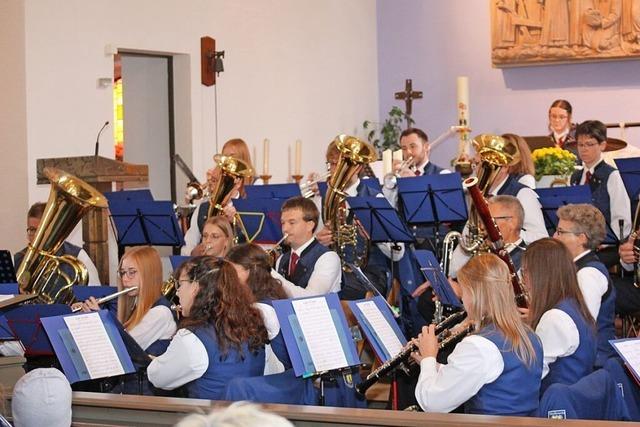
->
xmin=71 ymin=286 xmax=138 ymax=313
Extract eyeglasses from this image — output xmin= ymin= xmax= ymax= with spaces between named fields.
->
xmin=554 ymin=228 xmax=583 ymax=237
xmin=26 ymin=227 xmax=37 ymax=235
xmin=494 ymin=215 xmax=513 ymax=221
xmin=577 ymin=140 xmax=601 ymax=149
xmin=117 ymin=268 xmax=138 ymax=279
xmin=549 ymin=114 xmax=569 ymax=121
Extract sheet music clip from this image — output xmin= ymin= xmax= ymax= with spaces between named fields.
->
xmin=413 ymin=250 xmax=462 ymax=308
xmin=0 ymin=250 xmax=17 ymax=284
xmin=232 ymin=198 xmax=287 ymax=244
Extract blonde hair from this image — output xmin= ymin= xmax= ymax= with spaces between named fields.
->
xmin=222 ymin=138 xmax=254 ymax=193
xmin=502 ymin=133 xmax=535 ymax=177
xmin=202 ymin=216 xmax=234 ymax=257
xmin=457 ymin=253 xmax=538 ymax=367
xmin=117 ymin=246 xmax=163 ymax=329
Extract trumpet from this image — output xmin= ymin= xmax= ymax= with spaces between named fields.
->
xmin=266 ymin=233 xmax=289 ymax=267
xmin=300 ymin=171 xmax=331 ymax=198
xmin=356 ymin=310 xmax=470 ymax=396
xmin=71 ymin=286 xmax=138 ymax=313
xmin=383 ymin=156 xmax=414 ymax=190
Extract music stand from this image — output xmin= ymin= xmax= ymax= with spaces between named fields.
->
xmin=615 ymin=157 xmax=640 ymax=223
xmin=360 ymin=177 xmax=382 ymax=193
xmin=3 ymin=303 xmax=71 ymax=356
xmin=0 ymin=251 xmax=16 ymax=284
xmin=0 ymin=283 xmax=19 ymax=295
xmin=109 ymin=200 xmax=185 ymax=258
xmin=397 ymin=173 xmax=468 ymax=253
xmin=233 ymin=198 xmax=286 ymax=244
xmin=169 ymin=256 xmax=192 ymax=271
xmin=245 ymin=183 xmax=301 ymax=199
xmin=104 ymin=189 xmax=154 ymax=203
xmin=413 ymin=250 xmax=462 ymax=308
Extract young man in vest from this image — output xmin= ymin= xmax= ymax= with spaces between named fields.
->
xmin=395 ymin=128 xmax=450 ymax=177
xmin=14 ymin=202 xmax=101 ymax=285
xmin=569 ymin=120 xmax=631 ymax=266
xmin=273 ymin=196 xmax=341 ymax=298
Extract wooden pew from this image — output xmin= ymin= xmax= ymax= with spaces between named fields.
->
xmin=48 ymin=392 xmax=632 ymax=426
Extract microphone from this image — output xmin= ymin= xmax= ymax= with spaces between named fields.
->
xmin=94 ymin=121 xmax=110 ymax=157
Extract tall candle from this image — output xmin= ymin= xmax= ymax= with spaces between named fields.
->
xmin=295 ymin=139 xmax=302 ymax=175
xmin=382 ymin=149 xmax=392 ymax=175
xmin=456 ymin=76 xmax=470 ymax=128
xmin=263 ymin=138 xmax=270 ymax=175
xmin=392 ymin=149 xmax=403 ymax=162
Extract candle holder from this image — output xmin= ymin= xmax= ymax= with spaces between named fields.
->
xmin=291 ymin=174 xmax=304 ymax=184
xmin=259 ymin=174 xmax=272 ymax=185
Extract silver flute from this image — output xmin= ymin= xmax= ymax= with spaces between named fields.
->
xmin=71 ymin=286 xmax=138 ymax=313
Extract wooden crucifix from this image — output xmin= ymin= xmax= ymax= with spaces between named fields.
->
xmin=394 ymin=79 xmax=423 ymax=128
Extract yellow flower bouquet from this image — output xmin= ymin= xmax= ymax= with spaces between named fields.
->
xmin=531 ymin=147 xmax=576 ymax=180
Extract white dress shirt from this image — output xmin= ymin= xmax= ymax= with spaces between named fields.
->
xmin=128 ymin=305 xmax=177 ymax=351
xmin=574 ymin=251 xmax=608 ymax=320
xmin=181 ymin=199 xmax=237 ymax=255
xmin=490 ymin=176 xmax=548 ymax=244
xmin=273 ymin=237 xmax=342 ymax=298
xmin=78 ymin=248 xmax=102 ymax=286
xmin=254 ymin=302 xmax=285 ymax=375
xmin=148 ymin=328 xmax=209 ymax=390
xmin=518 ymin=174 xmax=536 ymax=189
xmin=415 ymin=335 xmax=503 ymax=413
xmin=535 ymin=309 xmax=580 ymax=378
xmin=579 ymin=159 xmax=631 ymax=241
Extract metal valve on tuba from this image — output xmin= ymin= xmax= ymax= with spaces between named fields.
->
xmin=16 ymin=167 xmax=108 ymax=305
xmin=323 ymin=135 xmax=377 ymax=271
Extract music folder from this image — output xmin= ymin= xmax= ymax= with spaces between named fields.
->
xmin=413 ymin=250 xmax=463 ymax=308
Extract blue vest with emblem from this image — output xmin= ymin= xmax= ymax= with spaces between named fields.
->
xmin=570 ymin=161 xmax=615 ymax=224
xmin=464 ymin=325 xmax=543 ymax=416
xmin=187 ymin=325 xmax=265 ymax=400
xmin=145 ymin=296 xmax=176 ymax=356
xmin=574 ymin=252 xmax=616 ymax=367
xmin=496 ymin=175 xmax=527 ymax=197
xmin=541 ymin=298 xmax=596 ymax=394
xmin=422 ymin=161 xmax=446 ymax=176
xmin=277 ymin=239 xmax=329 ymax=289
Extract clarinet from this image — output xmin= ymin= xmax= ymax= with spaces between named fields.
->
xmin=355 ymin=311 xmax=469 ymax=396
xmin=464 ymin=177 xmax=529 ymax=309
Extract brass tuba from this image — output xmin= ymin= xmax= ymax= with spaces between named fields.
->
xmin=17 ymin=167 xmax=108 ymax=304
xmin=323 ymin=135 xmax=377 ymax=270
xmin=440 ymin=134 xmax=521 ymax=265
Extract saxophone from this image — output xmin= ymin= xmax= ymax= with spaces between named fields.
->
xmin=323 ymin=135 xmax=377 ymax=270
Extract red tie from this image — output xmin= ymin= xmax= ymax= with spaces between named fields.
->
xmin=558 ymin=136 xmax=564 ymax=148
xmin=289 ymin=252 xmax=299 ymax=277
xmin=585 ymin=171 xmax=592 ymax=184
xmin=414 ymin=169 xmax=421 ymax=176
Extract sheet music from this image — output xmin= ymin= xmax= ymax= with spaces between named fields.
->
xmin=356 ymin=300 xmax=404 ymax=359
xmin=291 ymin=297 xmax=348 ymax=372
xmin=611 ymin=339 xmax=640 ymax=378
xmin=64 ymin=313 xmax=124 ymax=379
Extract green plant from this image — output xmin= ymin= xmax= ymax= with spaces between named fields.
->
xmin=531 ymin=147 xmax=577 ymax=180
xmin=363 ymin=106 xmax=414 ymax=153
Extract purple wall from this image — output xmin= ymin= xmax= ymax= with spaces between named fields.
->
xmin=377 ymin=0 xmax=640 ymax=167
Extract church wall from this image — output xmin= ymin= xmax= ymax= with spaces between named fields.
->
xmin=0 ymin=0 xmax=29 ymax=254
xmin=377 ymin=0 xmax=640 ymax=168
xmin=22 ymin=0 xmax=379 ymax=203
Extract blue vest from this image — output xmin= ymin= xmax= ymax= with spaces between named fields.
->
xmin=258 ymin=300 xmax=292 ymax=370
xmin=497 ymin=175 xmax=527 ymax=197
xmin=277 ymin=239 xmax=329 ymax=289
xmin=575 ymin=252 xmax=616 ymax=367
xmin=541 ymin=298 xmax=596 ymax=394
xmin=14 ymin=241 xmax=82 ymax=281
xmin=570 ymin=161 xmax=615 ymax=225
xmin=196 ymin=201 xmax=211 ymax=233
xmin=465 ymin=325 xmax=543 ymax=416
xmin=509 ymin=241 xmax=526 ymax=273
xmin=422 ymin=161 xmax=445 ymax=176
xmin=145 ymin=296 xmax=176 ymax=356
xmin=187 ymin=325 xmax=265 ymax=400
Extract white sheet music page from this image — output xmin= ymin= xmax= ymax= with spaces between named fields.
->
xmin=64 ymin=312 xmax=124 ymax=379
xmin=356 ymin=300 xmax=404 ymax=359
xmin=291 ymin=297 xmax=348 ymax=372
xmin=612 ymin=339 xmax=640 ymax=378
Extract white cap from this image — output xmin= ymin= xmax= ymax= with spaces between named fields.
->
xmin=12 ymin=368 xmax=72 ymax=427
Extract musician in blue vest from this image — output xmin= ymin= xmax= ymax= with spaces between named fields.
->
xmin=554 ymin=204 xmax=616 ymax=368
xmin=412 ymin=253 xmax=543 ymax=415
xmin=148 ymin=256 xmax=267 ymax=400
xmin=569 ymin=120 xmax=631 ymax=266
xmin=14 ymin=202 xmax=101 ymax=285
xmin=522 ymin=238 xmax=596 ymax=394
xmin=272 ymin=197 xmax=342 ymax=297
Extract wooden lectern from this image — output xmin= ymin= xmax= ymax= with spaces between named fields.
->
xmin=36 ymin=156 xmax=148 ymax=284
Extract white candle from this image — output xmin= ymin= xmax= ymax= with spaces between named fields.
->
xmin=263 ymin=138 xmax=270 ymax=175
xmin=295 ymin=139 xmax=302 ymax=175
xmin=382 ymin=149 xmax=392 ymax=175
xmin=392 ymin=149 xmax=403 ymax=162
xmin=456 ymin=76 xmax=470 ymax=128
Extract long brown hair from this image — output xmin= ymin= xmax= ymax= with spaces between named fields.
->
xmin=524 ymin=238 xmax=594 ymax=329
xmin=226 ymin=243 xmax=287 ymax=300
xmin=180 ymin=256 xmax=268 ymax=354
xmin=117 ymin=246 xmax=163 ymax=329
xmin=222 ymin=138 xmax=254 ymax=196
xmin=502 ymin=133 xmax=535 ymax=177
xmin=457 ymin=253 xmax=538 ymax=366
xmin=202 ymin=216 xmax=234 ymax=257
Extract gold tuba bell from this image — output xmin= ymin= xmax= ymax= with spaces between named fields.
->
xmin=323 ymin=135 xmax=377 ymax=270
xmin=16 ymin=167 xmax=108 ymax=304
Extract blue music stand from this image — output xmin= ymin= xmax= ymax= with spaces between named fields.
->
xmin=169 ymin=256 xmax=192 ymax=271
xmin=347 ymin=197 xmax=415 ymax=244
xmin=615 ymin=157 xmax=640 ymax=224
xmin=0 ymin=250 xmax=16 ymax=284
xmin=233 ymin=198 xmax=286 ymax=244
xmin=104 ymin=189 xmax=154 ymax=203
xmin=272 ymin=293 xmax=360 ymax=379
xmin=413 ymin=250 xmax=462 ymax=308
xmin=41 ymin=310 xmax=137 ymax=383
xmin=109 ymin=200 xmax=185 ymax=257
xmin=3 ymin=304 xmax=71 ymax=356
xmin=245 ymin=183 xmax=301 ymax=199
xmin=0 ymin=283 xmax=19 ymax=295
xmin=360 ymin=177 xmax=382 ymax=194
xmin=347 ymin=296 xmax=407 ymax=363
